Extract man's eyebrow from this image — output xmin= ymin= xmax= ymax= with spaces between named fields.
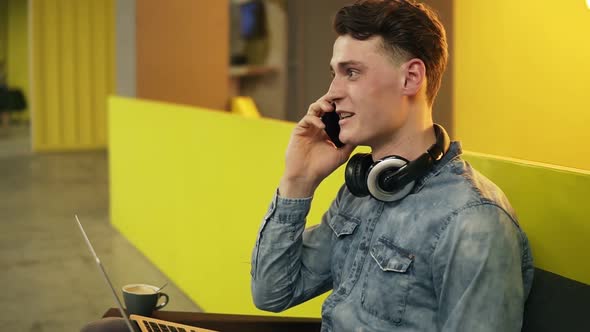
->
xmin=329 ymin=60 xmax=366 ymax=71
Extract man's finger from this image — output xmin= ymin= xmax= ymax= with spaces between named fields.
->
xmin=299 ymin=114 xmax=326 ymax=129
xmin=307 ymin=98 xmax=335 ymax=117
xmin=306 ymin=104 xmax=323 ymax=117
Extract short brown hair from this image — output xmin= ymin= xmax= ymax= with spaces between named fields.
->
xmin=334 ymin=0 xmax=448 ymax=105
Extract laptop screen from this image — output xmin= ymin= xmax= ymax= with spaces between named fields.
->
xmin=75 ymin=215 xmax=138 ymax=332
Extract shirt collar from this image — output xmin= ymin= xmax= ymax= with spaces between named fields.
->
xmin=412 ymin=141 xmax=463 ymax=193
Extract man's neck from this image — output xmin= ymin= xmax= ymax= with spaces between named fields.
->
xmin=371 ymin=104 xmax=435 ymax=162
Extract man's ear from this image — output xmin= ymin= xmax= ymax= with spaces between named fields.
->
xmin=402 ymin=58 xmax=426 ymax=97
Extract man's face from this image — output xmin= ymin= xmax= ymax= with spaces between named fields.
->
xmin=328 ymin=35 xmax=408 ymax=148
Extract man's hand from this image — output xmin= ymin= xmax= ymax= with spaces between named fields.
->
xmin=279 ymin=96 xmax=356 ymax=198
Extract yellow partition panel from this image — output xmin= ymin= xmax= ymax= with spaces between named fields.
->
xmin=30 ymin=0 xmax=114 ymax=151
xmin=108 ymin=97 xmax=351 ymax=317
xmin=110 ymin=97 xmax=589 ymax=317
xmin=463 ymin=152 xmax=590 ymax=285
xmin=454 ymin=0 xmax=590 ymax=170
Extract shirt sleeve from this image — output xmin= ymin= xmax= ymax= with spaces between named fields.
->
xmin=250 ymin=188 xmax=342 ymax=312
xmin=432 ymin=203 xmax=529 ymax=332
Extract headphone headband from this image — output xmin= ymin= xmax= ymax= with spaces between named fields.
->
xmin=379 ymin=124 xmax=450 ymax=192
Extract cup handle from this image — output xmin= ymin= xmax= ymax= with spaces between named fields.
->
xmin=155 ymin=292 xmax=169 ymax=310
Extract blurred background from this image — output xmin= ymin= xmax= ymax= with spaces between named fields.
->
xmin=0 ymin=0 xmax=589 ymax=331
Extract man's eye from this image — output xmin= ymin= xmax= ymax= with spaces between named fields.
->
xmin=347 ymin=69 xmax=358 ymax=79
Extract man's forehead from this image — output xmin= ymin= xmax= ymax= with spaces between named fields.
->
xmin=330 ymin=35 xmax=384 ymax=67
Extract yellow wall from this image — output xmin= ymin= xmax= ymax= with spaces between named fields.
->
xmin=6 ymin=0 xmax=30 ymax=121
xmin=0 ymin=1 xmax=6 ymax=71
xmin=30 ymin=0 xmax=115 ymax=151
xmin=454 ymin=0 xmax=590 ymax=171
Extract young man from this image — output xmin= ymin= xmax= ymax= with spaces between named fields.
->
xmin=251 ymin=1 xmax=534 ymax=331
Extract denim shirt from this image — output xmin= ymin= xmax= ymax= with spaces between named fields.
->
xmin=251 ymin=142 xmax=534 ymax=332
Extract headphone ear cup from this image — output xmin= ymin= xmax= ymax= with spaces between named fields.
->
xmin=367 ymin=156 xmax=414 ymax=202
xmin=345 ymin=153 xmax=374 ymax=197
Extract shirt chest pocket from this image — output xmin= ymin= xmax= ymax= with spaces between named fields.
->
xmin=361 ymin=236 xmax=415 ymax=326
xmin=327 ymin=213 xmax=360 ymax=285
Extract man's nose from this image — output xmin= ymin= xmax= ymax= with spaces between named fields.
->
xmin=326 ymin=78 xmax=345 ymax=103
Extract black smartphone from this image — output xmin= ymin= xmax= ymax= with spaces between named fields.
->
xmin=321 ymin=110 xmax=345 ymax=148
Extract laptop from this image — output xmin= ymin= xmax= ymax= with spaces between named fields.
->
xmin=75 ymin=215 xmax=218 ymax=332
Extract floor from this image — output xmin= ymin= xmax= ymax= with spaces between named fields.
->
xmin=0 ymin=124 xmax=201 ymax=331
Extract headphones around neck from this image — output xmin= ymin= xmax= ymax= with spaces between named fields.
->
xmin=344 ymin=124 xmax=450 ymax=202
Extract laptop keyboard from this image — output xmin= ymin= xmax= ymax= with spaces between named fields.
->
xmin=143 ymin=320 xmax=196 ymax=332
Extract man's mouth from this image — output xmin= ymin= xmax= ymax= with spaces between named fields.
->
xmin=338 ymin=112 xmax=354 ymax=120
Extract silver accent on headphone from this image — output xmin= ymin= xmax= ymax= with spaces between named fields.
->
xmin=366 ymin=158 xmax=414 ymax=202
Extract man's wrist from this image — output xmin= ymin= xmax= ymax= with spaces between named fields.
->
xmin=278 ymin=177 xmax=317 ymax=198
